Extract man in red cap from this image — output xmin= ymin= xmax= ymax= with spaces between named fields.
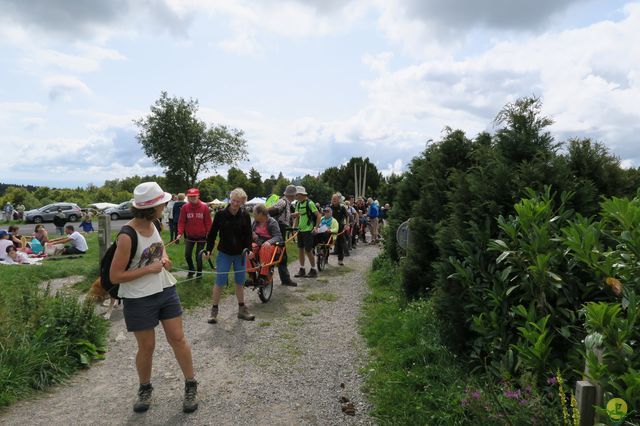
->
xmin=177 ymin=188 xmax=212 ymax=278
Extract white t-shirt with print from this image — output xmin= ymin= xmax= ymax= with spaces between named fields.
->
xmin=118 ymin=226 xmax=177 ymax=299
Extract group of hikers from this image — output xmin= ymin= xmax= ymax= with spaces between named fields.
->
xmin=107 ymin=181 xmax=388 ymax=414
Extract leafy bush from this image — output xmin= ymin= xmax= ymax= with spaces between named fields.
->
xmin=0 ymin=289 xmax=107 ymax=407
xmin=361 ymin=256 xmax=562 ymax=424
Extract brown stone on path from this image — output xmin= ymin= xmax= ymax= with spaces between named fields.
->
xmin=339 ymin=396 xmax=350 ymax=403
xmin=342 ymin=402 xmax=355 ymax=416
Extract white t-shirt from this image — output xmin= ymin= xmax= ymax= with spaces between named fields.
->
xmin=118 ymin=227 xmax=177 ymax=299
xmin=0 ymin=239 xmax=14 ymax=260
xmin=68 ymin=231 xmax=88 ymax=252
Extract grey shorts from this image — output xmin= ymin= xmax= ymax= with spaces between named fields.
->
xmin=122 ymin=286 xmax=182 ymax=332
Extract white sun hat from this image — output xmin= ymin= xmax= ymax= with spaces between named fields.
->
xmin=132 ymin=182 xmax=172 ymax=209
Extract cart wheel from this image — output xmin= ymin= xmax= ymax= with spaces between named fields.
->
xmin=258 ymin=281 xmax=273 ymax=303
xmin=316 ymin=251 xmax=324 ymax=271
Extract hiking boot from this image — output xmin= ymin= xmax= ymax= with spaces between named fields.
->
xmin=294 ymin=268 xmax=306 ymax=278
xmin=307 ymin=268 xmax=318 ymax=278
xmin=195 ymin=271 xmax=202 ymax=279
xmin=133 ymin=383 xmax=153 ymax=413
xmin=281 ymin=279 xmax=297 ymax=287
xmin=187 ymin=272 xmax=194 ymax=279
xmin=338 ymin=261 xmax=344 ymax=266
xmin=182 ymin=379 xmax=198 ymax=413
xmin=237 ymin=305 xmax=255 ymax=321
xmin=207 ymin=305 xmax=218 ymax=324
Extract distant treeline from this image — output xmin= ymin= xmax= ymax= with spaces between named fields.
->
xmin=1 ymin=158 xmax=398 ymax=210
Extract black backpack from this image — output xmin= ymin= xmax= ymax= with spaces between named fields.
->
xmin=99 ymin=220 xmax=161 ymax=299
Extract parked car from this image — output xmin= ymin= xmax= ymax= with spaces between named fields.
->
xmin=24 ymin=203 xmax=83 ymax=223
xmin=104 ymin=200 xmax=134 ymax=220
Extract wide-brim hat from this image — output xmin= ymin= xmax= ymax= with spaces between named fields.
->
xmin=132 ymin=182 xmax=172 ymax=209
xmin=283 ymin=185 xmax=297 ymax=196
xmin=295 ymin=186 xmax=308 ymax=196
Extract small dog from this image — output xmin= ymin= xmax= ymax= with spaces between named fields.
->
xmin=88 ymin=278 xmax=120 ymax=320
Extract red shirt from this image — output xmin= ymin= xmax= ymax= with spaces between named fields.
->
xmin=177 ymin=201 xmax=212 ymax=239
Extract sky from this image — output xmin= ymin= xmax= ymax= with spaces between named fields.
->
xmin=1 ymin=0 xmax=639 ymax=188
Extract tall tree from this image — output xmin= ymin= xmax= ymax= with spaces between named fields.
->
xmin=198 ymin=175 xmax=229 ymax=201
xmin=246 ymin=167 xmax=263 ymax=198
xmin=134 ymin=91 xmax=248 ymax=188
xmin=227 ymin=167 xmax=249 ymax=190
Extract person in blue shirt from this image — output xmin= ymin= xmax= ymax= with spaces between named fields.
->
xmin=367 ymin=198 xmax=380 ymax=243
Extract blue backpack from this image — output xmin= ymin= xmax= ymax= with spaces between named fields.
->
xmin=30 ymin=238 xmax=44 ymax=254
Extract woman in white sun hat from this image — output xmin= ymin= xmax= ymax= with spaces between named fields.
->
xmin=109 ymin=181 xmax=198 ymax=414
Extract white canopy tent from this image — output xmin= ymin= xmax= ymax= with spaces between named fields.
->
xmin=208 ymin=199 xmax=225 ymax=205
xmin=89 ymin=202 xmax=118 ymax=211
xmin=246 ymin=197 xmax=266 ymax=205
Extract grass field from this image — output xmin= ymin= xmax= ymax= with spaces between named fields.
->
xmin=0 ymin=227 xmax=300 ymax=408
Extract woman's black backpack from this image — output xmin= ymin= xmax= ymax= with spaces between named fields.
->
xmin=99 ymin=220 xmax=161 ymax=299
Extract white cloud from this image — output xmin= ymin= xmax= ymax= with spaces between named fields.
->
xmin=42 ymin=75 xmax=92 ymax=101
xmin=362 ymin=51 xmax=394 ymax=73
xmin=26 ymin=44 xmax=126 ymax=73
xmin=0 ymin=101 xmax=47 ymax=126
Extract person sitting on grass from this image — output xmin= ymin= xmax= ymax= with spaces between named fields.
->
xmin=7 ymin=225 xmax=24 ymax=248
xmin=0 ymin=230 xmax=14 ymax=261
xmin=313 ymin=206 xmax=339 ymax=247
xmin=33 ymin=224 xmax=49 ymax=244
xmin=4 ymin=245 xmax=29 ymax=264
xmin=248 ymin=204 xmax=283 ymax=285
xmin=47 ymin=225 xmax=88 ymax=255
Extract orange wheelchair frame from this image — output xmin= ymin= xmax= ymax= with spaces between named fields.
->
xmin=243 ymin=230 xmax=298 ymax=303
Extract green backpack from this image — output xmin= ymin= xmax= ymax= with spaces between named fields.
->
xmin=265 ymin=194 xmax=280 ymax=207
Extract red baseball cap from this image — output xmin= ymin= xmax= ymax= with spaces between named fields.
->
xmin=186 ymin=188 xmax=200 ymax=197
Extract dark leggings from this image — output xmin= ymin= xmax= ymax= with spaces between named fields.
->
xmin=184 ymin=238 xmax=205 ymax=273
xmin=335 ymin=227 xmax=345 ymax=261
xmin=277 ymin=223 xmax=291 ymax=282
xmin=170 ymin=221 xmax=178 ymax=241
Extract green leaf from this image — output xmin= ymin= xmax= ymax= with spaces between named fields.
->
xmin=547 ymin=271 xmax=562 ymax=282
xmin=506 ymin=285 xmax=520 ymax=296
xmin=496 ymin=251 xmax=511 ymax=264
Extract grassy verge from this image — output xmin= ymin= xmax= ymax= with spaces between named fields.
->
xmin=0 ymin=233 xmax=106 ymax=408
xmin=360 ymin=255 xmax=561 ymax=425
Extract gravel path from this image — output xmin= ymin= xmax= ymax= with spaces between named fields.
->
xmin=1 ymin=244 xmax=379 ymax=425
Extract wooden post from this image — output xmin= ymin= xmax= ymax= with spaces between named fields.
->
xmin=97 ymin=214 xmax=111 ymax=260
xmin=576 ymin=381 xmax=597 ymax=426
xmin=354 ymin=164 xmax=359 ymax=198
xmin=362 ymin=162 xmax=367 ymax=199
